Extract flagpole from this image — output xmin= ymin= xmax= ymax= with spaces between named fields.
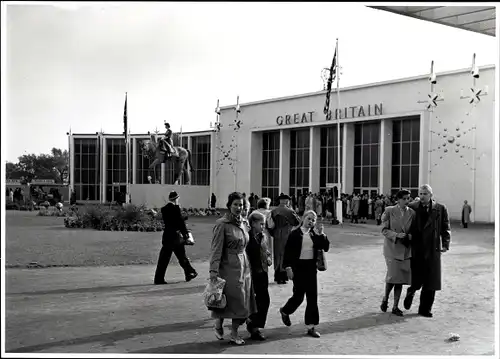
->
xmin=179 ymin=125 xmax=183 ymax=184
xmin=335 ymin=38 xmax=343 ymax=224
xmin=124 ymin=92 xmax=129 ymax=205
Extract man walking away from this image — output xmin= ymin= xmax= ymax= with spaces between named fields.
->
xmin=154 ymin=191 xmax=198 ymax=284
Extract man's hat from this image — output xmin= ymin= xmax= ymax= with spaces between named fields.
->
xmin=278 ymin=194 xmax=291 ymax=200
xmin=169 ymin=191 xmax=179 ymax=201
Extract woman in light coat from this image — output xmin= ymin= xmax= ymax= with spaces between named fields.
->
xmin=209 ymin=192 xmax=257 ymax=345
xmin=380 ymin=189 xmax=415 ymax=316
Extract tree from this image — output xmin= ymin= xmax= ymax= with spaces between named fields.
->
xmin=50 ymin=148 xmax=69 ymax=184
xmin=6 ymin=148 xmax=69 ymax=184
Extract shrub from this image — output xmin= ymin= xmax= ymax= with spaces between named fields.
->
xmin=63 ymin=204 xmax=164 ymax=231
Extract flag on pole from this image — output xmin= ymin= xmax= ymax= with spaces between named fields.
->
xmin=123 ymin=92 xmax=128 ymax=143
xmin=323 ymin=43 xmax=337 ymax=120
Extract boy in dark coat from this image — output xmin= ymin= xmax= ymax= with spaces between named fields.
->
xmin=245 ymin=211 xmax=272 ymax=340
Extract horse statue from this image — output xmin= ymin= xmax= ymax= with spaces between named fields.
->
xmin=141 ymin=134 xmax=194 ymax=185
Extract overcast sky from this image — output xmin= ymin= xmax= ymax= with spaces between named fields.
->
xmin=3 ymin=2 xmax=497 ymax=162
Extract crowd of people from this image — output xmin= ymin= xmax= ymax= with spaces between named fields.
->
xmin=152 ymin=182 xmax=455 ymax=346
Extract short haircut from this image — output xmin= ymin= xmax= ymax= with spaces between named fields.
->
xmin=248 ymin=211 xmax=266 ymax=225
xmin=226 ymin=192 xmax=244 ymax=209
xmin=302 ymin=210 xmax=317 ymax=221
xmin=257 ymin=197 xmax=271 ymax=209
xmin=396 ymin=189 xmax=411 ymax=199
xmin=419 ymin=184 xmax=433 ymax=194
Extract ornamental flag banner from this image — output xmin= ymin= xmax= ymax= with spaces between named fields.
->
xmin=123 ymin=92 xmax=128 ymax=143
xmin=323 ymin=42 xmax=337 ymax=120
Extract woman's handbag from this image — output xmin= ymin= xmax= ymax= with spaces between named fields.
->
xmin=316 ymin=249 xmax=327 ymax=271
xmin=203 ymin=277 xmax=227 ymax=310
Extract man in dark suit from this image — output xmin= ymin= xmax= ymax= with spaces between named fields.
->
xmin=404 ymin=184 xmax=451 ymax=317
xmin=270 ymin=194 xmax=301 ymax=284
xmin=154 ymin=191 xmax=198 ymax=285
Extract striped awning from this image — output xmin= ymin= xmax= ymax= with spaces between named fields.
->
xmin=368 ymin=6 xmax=496 ymax=37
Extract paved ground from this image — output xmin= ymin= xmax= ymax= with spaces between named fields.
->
xmin=3 ymin=211 xmax=496 ymax=355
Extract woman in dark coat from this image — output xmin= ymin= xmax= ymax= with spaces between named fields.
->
xmin=279 ymin=210 xmax=330 ymax=338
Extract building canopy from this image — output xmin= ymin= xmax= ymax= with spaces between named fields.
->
xmin=369 ymin=6 xmax=496 ymax=37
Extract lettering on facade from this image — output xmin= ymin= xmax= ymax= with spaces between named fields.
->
xmin=276 ymin=111 xmax=315 ymax=126
xmin=275 ymin=103 xmax=383 ymax=126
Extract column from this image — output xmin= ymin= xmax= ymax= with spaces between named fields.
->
xmin=379 ymin=119 xmax=393 ymax=195
xmin=309 ymin=126 xmax=321 ymax=193
xmin=132 ymin=138 xmax=137 ymax=184
xmin=210 ymin=132 xmax=217 ymax=203
xmin=342 ymin=123 xmax=355 ymax=194
xmin=161 ymin=163 xmax=165 ymax=184
xmin=101 ymin=137 xmax=107 ymax=203
xmin=279 ymin=129 xmax=291 ymax=195
xmin=250 ymin=132 xmax=263 ymax=196
xmin=69 ymin=135 xmax=74 ymax=193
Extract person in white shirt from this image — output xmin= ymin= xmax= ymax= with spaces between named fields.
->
xmin=278 ymin=210 xmax=330 ymax=338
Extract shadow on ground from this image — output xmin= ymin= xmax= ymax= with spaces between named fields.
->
xmin=5 ymin=312 xmax=416 ymax=353
xmin=134 ymin=312 xmax=419 ymax=354
xmin=8 ymin=283 xmax=206 ymax=297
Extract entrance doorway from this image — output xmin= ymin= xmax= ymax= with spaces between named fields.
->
xmin=111 ymin=183 xmax=126 ymax=204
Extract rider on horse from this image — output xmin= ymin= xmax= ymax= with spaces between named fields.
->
xmin=161 ymin=122 xmax=178 ymax=158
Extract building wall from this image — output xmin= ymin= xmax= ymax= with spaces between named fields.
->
xmin=130 ymin=184 xmax=210 ymax=209
xmin=69 ymin=131 xmax=212 ymax=206
xmin=216 ymin=66 xmax=495 ymax=222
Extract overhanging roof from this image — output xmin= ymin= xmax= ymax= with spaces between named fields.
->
xmin=368 ymin=6 xmax=496 ymax=37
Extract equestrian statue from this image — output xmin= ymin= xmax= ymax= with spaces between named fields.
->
xmin=141 ymin=123 xmax=194 ymax=185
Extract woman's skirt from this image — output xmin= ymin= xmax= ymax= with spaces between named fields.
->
xmin=385 ymin=257 xmax=411 ymax=285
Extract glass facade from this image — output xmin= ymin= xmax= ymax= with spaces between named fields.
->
xmin=320 ymin=125 xmax=343 ymax=193
xmin=105 ymin=138 xmax=132 ymax=202
xmin=261 ymin=131 xmax=280 ymax=205
xmin=73 ymin=138 xmax=100 ymax=201
xmin=289 ymin=129 xmax=310 ymax=197
xmin=191 ymin=135 xmax=211 ymax=185
xmin=353 ymin=122 xmax=380 ymax=193
xmin=135 ymin=138 xmax=155 ymax=184
xmin=391 ymin=117 xmax=420 ymax=197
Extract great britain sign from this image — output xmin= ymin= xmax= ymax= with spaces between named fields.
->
xmin=276 ymin=103 xmax=383 ymax=126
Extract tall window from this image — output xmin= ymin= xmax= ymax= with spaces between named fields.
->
xmin=391 ymin=117 xmax=420 ymax=197
xmin=320 ymin=126 xmax=343 ymax=193
xmin=353 ymin=122 xmax=380 ymax=193
xmin=73 ymin=138 xmax=100 ymax=201
xmin=135 ymin=138 xmax=155 ymax=184
xmin=289 ymin=129 xmax=310 ymax=198
xmin=105 ymin=138 xmax=131 ymax=202
xmin=262 ymin=131 xmax=280 ymax=205
xmin=191 ymin=135 xmax=211 ymax=185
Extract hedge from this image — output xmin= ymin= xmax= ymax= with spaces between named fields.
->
xmin=62 ymin=204 xmax=221 ymax=231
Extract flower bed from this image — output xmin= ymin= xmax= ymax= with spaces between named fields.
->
xmin=63 ymin=204 xmax=164 ymax=231
xmin=62 ymin=204 xmax=222 ymax=231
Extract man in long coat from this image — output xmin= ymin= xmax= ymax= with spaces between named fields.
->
xmin=270 ymin=194 xmax=300 ymax=284
xmin=404 ymin=184 xmax=451 ymax=317
xmin=461 ymin=200 xmax=472 ymax=228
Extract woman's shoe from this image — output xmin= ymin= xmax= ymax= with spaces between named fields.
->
xmin=391 ymin=307 xmax=404 ymax=317
xmin=214 ymin=326 xmax=224 ymax=340
xmin=229 ymin=336 xmax=245 ymax=345
xmin=307 ymin=328 xmax=321 ymax=338
xmin=380 ymin=299 xmax=388 ymax=312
